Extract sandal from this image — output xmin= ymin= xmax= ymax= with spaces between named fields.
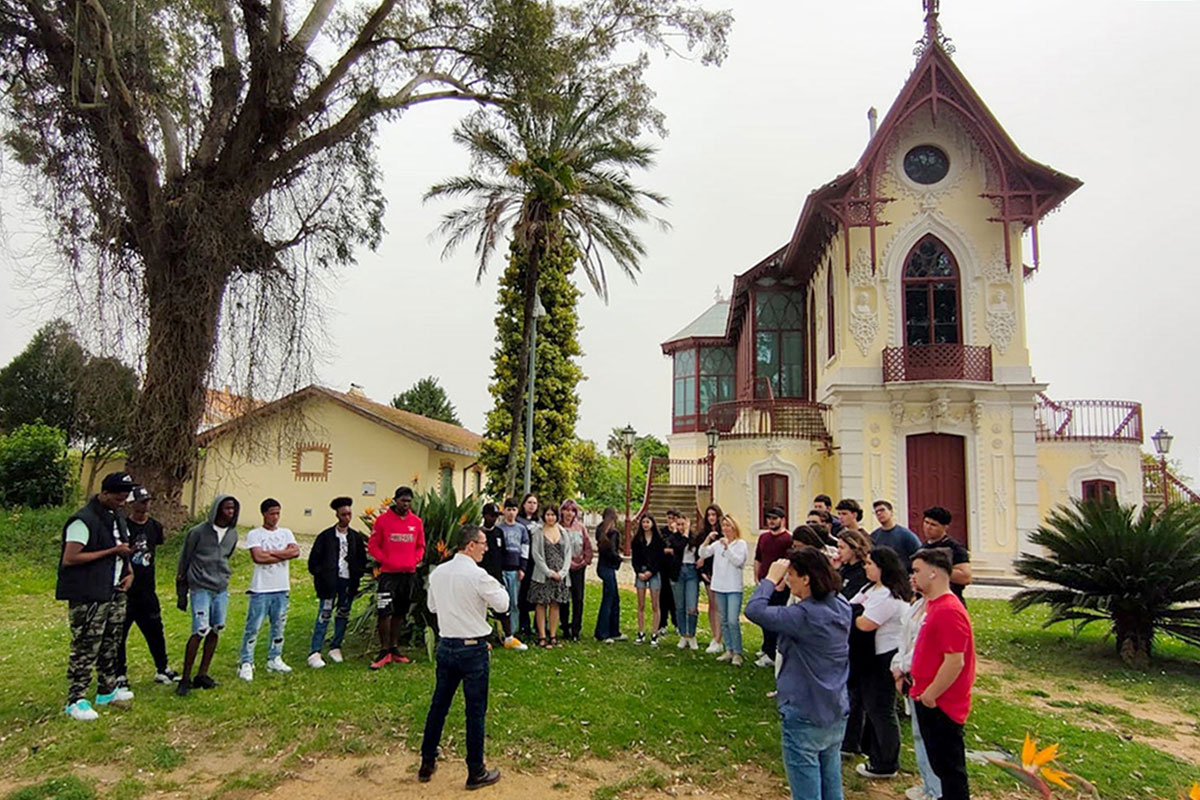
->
xmin=538 ymin=638 xmax=550 ymax=649
xmin=549 ymin=637 xmax=560 ymax=648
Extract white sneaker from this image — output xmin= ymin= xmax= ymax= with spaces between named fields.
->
xmin=504 ymin=636 xmax=529 ymax=651
xmin=96 ymin=686 xmax=134 ymax=704
xmin=65 ymin=699 xmax=98 ymax=721
xmin=602 ymin=638 xmax=615 ymax=644
xmin=754 ymin=654 xmax=774 ymax=668
xmin=705 ymin=640 xmax=724 ymax=654
xmin=688 ymin=637 xmax=699 ymax=651
xmin=677 ymin=637 xmax=688 ymax=649
xmin=650 ymin=635 xmax=659 ymax=648
xmin=731 ymin=654 xmax=744 ymax=667
xmin=238 ymin=662 xmax=254 ymax=681
xmin=114 ymin=686 xmax=134 ymax=701
xmin=905 ymin=787 xmax=933 ymax=800
xmin=716 ymin=650 xmax=734 ymax=662
xmin=328 ymin=648 xmax=344 ymax=663
xmin=266 ymin=656 xmax=292 ymax=673
xmin=307 ymin=652 xmax=326 ymax=669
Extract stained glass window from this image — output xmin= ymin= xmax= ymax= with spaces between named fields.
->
xmin=903 ymin=145 xmax=950 ymax=185
xmin=904 ymin=236 xmax=960 ymax=346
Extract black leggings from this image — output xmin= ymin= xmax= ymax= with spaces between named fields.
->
xmin=563 ymin=567 xmax=586 ymax=637
xmin=117 ymin=591 xmax=169 ymax=675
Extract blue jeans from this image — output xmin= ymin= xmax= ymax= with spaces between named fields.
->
xmin=595 ymin=563 xmax=621 ymax=639
xmin=189 ymin=588 xmax=229 ymax=636
xmin=779 ymin=704 xmax=847 ymax=800
xmin=420 ymin=639 xmax=490 ymax=774
xmin=503 ymin=570 xmax=521 ymax=633
xmin=714 ymin=591 xmax=743 ymax=654
xmin=310 ymin=579 xmax=353 ymax=653
xmin=910 ymin=698 xmax=943 ymax=798
xmin=673 ymin=564 xmax=700 ymax=637
xmin=240 ymin=591 xmax=289 ymax=664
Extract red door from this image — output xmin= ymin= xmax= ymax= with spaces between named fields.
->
xmin=759 ymin=473 xmax=789 ymax=529
xmin=906 ymin=433 xmax=968 ymax=548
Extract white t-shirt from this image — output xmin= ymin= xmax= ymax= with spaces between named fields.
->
xmin=336 ymin=530 xmax=350 ymax=579
xmin=851 ymin=583 xmax=908 ymax=654
xmin=245 ymin=526 xmax=297 ymax=593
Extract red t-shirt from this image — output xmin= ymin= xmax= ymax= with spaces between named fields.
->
xmin=754 ymin=530 xmax=794 ymax=581
xmin=368 ymin=509 xmax=426 ymax=573
xmin=909 ymin=592 xmax=976 ymax=724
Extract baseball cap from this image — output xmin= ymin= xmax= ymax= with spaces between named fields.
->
xmin=131 ymin=486 xmax=153 ymax=503
xmin=101 ymin=472 xmax=136 ymax=493
xmin=482 ymin=502 xmax=500 ymax=516
xmin=765 ymin=505 xmax=785 ymax=519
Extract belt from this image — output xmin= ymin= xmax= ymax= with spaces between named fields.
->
xmin=440 ymin=636 xmax=487 ymax=645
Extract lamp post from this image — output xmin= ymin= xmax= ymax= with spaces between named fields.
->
xmin=705 ymin=426 xmax=719 ymax=505
xmin=621 ymin=424 xmax=636 ymax=553
xmin=1152 ymin=426 xmax=1173 ymax=506
xmin=522 ymin=292 xmax=547 ymax=495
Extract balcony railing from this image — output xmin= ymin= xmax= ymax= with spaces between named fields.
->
xmin=882 ymin=344 xmax=993 ymax=382
xmin=1143 ymin=462 xmax=1200 ymax=505
xmin=647 ymin=457 xmax=712 ymax=489
xmin=707 ymin=397 xmax=832 ymax=442
xmin=1035 ymin=394 xmax=1143 ymax=443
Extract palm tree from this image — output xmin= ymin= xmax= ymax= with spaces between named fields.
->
xmin=1011 ymin=499 xmax=1200 ymax=668
xmin=426 ymin=85 xmax=668 ymax=496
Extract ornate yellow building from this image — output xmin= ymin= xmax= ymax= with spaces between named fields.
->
xmin=659 ymin=6 xmax=1146 ymax=580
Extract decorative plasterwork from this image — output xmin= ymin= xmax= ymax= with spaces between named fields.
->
xmin=977 ymin=246 xmax=1017 ymax=353
xmin=848 ymin=248 xmax=880 ymax=356
xmin=1067 ymin=458 xmax=1138 ymax=506
xmin=746 ymin=453 xmax=804 ymax=525
xmin=879 ymin=110 xmax=974 ymax=210
xmin=293 ymin=442 xmax=332 ymax=482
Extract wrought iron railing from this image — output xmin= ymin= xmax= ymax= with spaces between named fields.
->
xmin=882 ymin=344 xmax=993 ymax=382
xmin=1143 ymin=463 xmax=1200 ymax=506
xmin=1035 ymin=394 xmax=1143 ymax=443
xmin=646 ymin=457 xmax=712 ymax=489
xmin=707 ymin=397 xmax=832 ymax=442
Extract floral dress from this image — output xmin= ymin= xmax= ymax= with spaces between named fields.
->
xmin=530 ymin=537 xmax=570 ymax=605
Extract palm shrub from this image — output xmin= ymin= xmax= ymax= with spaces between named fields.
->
xmin=1012 ymin=499 xmax=1200 ymax=668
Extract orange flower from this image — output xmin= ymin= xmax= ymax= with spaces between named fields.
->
xmin=1021 ymin=734 xmax=1071 ymax=791
xmin=1188 ymin=783 xmax=1200 ymax=800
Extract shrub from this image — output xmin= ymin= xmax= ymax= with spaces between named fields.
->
xmin=1012 ymin=499 xmax=1200 ymax=668
xmin=0 ymin=422 xmax=71 ymax=508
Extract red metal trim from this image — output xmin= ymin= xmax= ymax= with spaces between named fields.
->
xmin=1034 ymin=395 xmax=1143 ymax=444
xmin=882 ymin=344 xmax=993 ymax=382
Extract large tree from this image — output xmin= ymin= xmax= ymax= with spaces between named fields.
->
xmin=391 ymin=376 xmax=461 ymax=426
xmin=0 ymin=319 xmax=86 ymax=437
xmin=0 ymin=0 xmax=730 ymax=515
xmin=427 ymin=83 xmax=674 ymax=496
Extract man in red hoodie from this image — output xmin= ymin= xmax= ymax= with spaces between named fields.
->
xmin=368 ymin=487 xmax=425 ymax=668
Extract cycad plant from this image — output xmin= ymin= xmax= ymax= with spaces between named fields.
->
xmin=1012 ymin=499 xmax=1200 ymax=668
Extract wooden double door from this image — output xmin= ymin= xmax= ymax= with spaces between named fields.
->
xmin=905 ymin=433 xmax=968 ymax=548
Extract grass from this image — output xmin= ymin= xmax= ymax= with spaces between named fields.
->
xmin=2 ymin=506 xmax=1200 ymax=799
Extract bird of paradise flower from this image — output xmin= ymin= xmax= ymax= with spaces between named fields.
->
xmin=1186 ymin=782 xmax=1200 ymax=800
xmin=986 ymin=734 xmax=1097 ymax=799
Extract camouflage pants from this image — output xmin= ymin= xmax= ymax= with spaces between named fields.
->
xmin=67 ymin=593 xmax=127 ymax=704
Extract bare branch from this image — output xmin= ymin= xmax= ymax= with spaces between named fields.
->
xmin=289 ymin=0 xmax=338 ymax=54
xmin=215 ymin=0 xmax=239 ymax=66
xmin=195 ymin=0 xmax=243 ymax=167
xmin=155 ymin=102 xmax=184 ymax=180
xmin=267 ymin=0 xmax=284 ymax=50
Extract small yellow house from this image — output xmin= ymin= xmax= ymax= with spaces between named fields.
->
xmin=190 ymin=385 xmax=484 ymax=534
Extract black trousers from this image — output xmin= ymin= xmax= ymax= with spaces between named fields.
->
xmin=517 ymin=568 xmax=534 ymax=635
xmin=914 ymin=702 xmax=970 ymax=800
xmin=420 ymin=639 xmax=489 ymax=775
xmin=760 ymin=588 xmax=790 ymax=659
xmin=859 ymin=649 xmax=901 ymax=773
xmin=660 ymin=575 xmax=677 ymax=628
xmin=563 ymin=567 xmax=586 ymax=638
xmin=117 ymin=590 xmax=169 ymax=675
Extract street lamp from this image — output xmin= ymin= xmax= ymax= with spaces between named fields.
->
xmin=705 ymin=426 xmax=719 ymax=504
xmin=622 ymin=424 xmax=636 ymax=551
xmin=522 ymin=292 xmax=547 ymax=495
xmin=1152 ymin=427 xmax=1173 ymax=506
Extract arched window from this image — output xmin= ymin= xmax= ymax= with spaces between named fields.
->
xmin=903 ymin=235 xmax=961 ymax=346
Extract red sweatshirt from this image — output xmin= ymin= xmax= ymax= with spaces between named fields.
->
xmin=368 ymin=509 xmax=425 ymax=573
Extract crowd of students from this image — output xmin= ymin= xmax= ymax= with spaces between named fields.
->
xmin=56 ymin=474 xmax=976 ymax=799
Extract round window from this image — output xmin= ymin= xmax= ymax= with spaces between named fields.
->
xmin=903 ymin=145 xmax=950 ymax=185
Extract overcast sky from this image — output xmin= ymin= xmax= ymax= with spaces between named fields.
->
xmin=2 ymin=0 xmax=1199 ymax=479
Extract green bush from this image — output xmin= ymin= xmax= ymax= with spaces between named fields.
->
xmin=0 ymin=422 xmax=71 ymax=508
xmin=5 ymin=775 xmax=95 ymax=800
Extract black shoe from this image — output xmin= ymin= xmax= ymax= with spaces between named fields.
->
xmin=175 ymin=679 xmax=191 ymax=697
xmin=418 ymin=760 xmax=437 ymax=782
xmin=465 ymin=768 xmax=501 ymax=790
xmin=193 ymin=674 xmax=218 ymax=689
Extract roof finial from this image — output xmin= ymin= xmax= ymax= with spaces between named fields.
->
xmin=914 ymin=0 xmax=954 ymax=57
xmin=714 ymin=285 xmax=725 ymax=303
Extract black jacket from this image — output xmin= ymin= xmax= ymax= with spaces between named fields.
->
xmin=56 ymin=496 xmax=130 ymax=603
xmin=631 ymin=528 xmax=666 ymax=577
xmin=596 ymin=526 xmax=623 ymax=569
xmin=307 ymin=525 xmax=367 ymax=598
xmin=480 ymin=523 xmax=506 ymax=581
xmin=661 ymin=531 xmax=693 ymax=581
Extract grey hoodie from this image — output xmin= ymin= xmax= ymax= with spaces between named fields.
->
xmin=177 ymin=494 xmax=240 ymax=593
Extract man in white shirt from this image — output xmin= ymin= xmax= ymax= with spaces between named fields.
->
xmin=237 ymin=498 xmax=299 ymax=680
xmin=419 ymin=525 xmax=509 ymax=790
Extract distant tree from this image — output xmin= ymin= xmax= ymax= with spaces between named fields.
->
xmin=0 ymin=320 xmax=86 ymax=437
xmin=392 ymin=377 xmax=461 ymax=426
xmin=74 ymin=357 xmax=139 ymax=494
xmin=605 ymin=427 xmax=668 ymax=461
xmin=575 ymin=438 xmax=647 ymax=512
xmin=0 ymin=422 xmax=71 ymax=508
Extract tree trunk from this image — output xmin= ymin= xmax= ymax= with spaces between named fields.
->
xmin=125 ymin=252 xmax=228 ymax=528
xmin=503 ymin=239 xmax=543 ymax=498
xmin=1114 ymin=613 xmax=1153 ymax=670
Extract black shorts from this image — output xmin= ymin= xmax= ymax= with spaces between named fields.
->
xmin=376 ymin=572 xmax=414 ymax=618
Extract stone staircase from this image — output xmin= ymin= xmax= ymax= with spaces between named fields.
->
xmin=636 ymin=483 xmax=709 ymax=525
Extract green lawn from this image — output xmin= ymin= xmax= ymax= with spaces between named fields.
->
xmin=2 ymin=507 xmax=1199 ymax=799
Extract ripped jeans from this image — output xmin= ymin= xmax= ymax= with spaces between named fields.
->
xmin=240 ymin=591 xmax=289 ymax=664
xmin=310 ymin=579 xmax=354 ymax=654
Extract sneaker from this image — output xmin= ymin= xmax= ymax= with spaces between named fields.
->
xmin=716 ymin=650 xmax=734 ymax=662
xmin=503 ymin=636 xmax=529 ymax=651
xmin=905 ymin=787 xmax=933 ymax=800
xmin=307 ymin=652 xmax=326 ymax=669
xmin=677 ymin=637 xmax=688 ymax=649
xmin=391 ymin=652 xmax=411 ymax=664
xmin=115 ymin=674 xmax=129 ymax=688
xmin=65 ymin=699 xmax=98 ymax=721
xmin=266 ymin=656 xmax=292 ymax=673
xmin=328 ymin=648 xmax=344 ymax=663
xmin=856 ymin=763 xmax=898 ymax=779
xmin=418 ymin=760 xmax=437 ymax=783
xmin=613 ymin=633 xmax=629 ymax=642
xmin=601 ymin=638 xmax=615 ymax=644
xmin=688 ymin=637 xmax=699 ymax=651
xmin=730 ymin=654 xmax=744 ymax=667
xmin=634 ymin=633 xmax=646 ymax=645
xmin=705 ymin=640 xmax=724 ymax=654
xmin=754 ymin=654 xmax=774 ymax=668
xmin=657 ymin=627 xmax=668 ymax=636
xmin=238 ymin=662 xmax=254 ymax=682
xmin=370 ymin=652 xmax=393 ymax=670
xmin=650 ymin=635 xmax=659 ymax=648
xmin=755 ymin=649 xmax=765 ymax=658
xmin=154 ymin=669 xmax=180 ymax=683
xmin=175 ymin=679 xmax=191 ymax=697
xmin=193 ymin=674 xmax=217 ymax=689
xmin=96 ymin=686 xmax=134 ymax=705
xmin=465 ymin=768 xmax=501 ymax=790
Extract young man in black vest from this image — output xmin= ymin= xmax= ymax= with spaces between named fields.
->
xmin=57 ymin=472 xmax=136 ymax=721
